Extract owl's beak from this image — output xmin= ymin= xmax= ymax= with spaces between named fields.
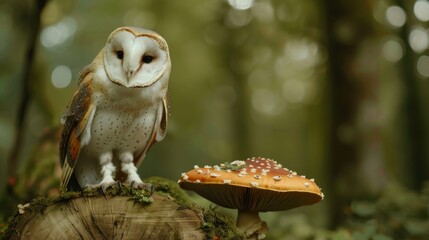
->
xmin=126 ymin=69 xmax=134 ymax=80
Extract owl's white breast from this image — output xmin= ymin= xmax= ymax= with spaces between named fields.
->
xmin=82 ymin=65 xmax=166 ymax=155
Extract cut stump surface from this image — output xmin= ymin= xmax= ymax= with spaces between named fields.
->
xmin=7 ymin=193 xmax=205 ymax=240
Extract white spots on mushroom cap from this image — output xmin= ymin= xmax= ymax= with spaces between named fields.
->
xmin=214 ymin=165 xmax=221 ymax=171
xmin=204 ymin=165 xmax=212 ymax=168
xmin=310 ymin=178 xmax=315 ymax=182
xmin=321 ymin=192 xmax=325 ymax=200
xmin=226 ymin=169 xmax=232 ymax=173
xmin=238 ymin=173 xmax=245 ymax=177
xmin=223 ymin=179 xmax=232 ymax=184
xmin=273 ymin=175 xmax=282 ymax=181
xmin=195 ymin=179 xmax=201 ymax=183
xmin=210 ymin=173 xmax=221 ymax=178
xmin=196 ymin=169 xmax=203 ymax=174
xmin=250 ymin=168 xmax=257 ymax=173
xmin=254 ymin=174 xmax=261 ymax=179
xmin=304 ymin=182 xmax=310 ymax=187
xmin=250 ymin=182 xmax=259 ymax=187
xmin=194 ymin=165 xmax=199 ymax=169
xmin=182 ymin=174 xmax=189 ymax=180
xmin=300 ymin=175 xmax=306 ymax=178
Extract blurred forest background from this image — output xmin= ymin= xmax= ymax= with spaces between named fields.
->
xmin=1 ymin=0 xmax=429 ymax=239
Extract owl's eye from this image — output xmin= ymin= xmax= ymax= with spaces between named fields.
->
xmin=142 ymin=55 xmax=153 ymax=64
xmin=116 ymin=51 xmax=124 ymax=59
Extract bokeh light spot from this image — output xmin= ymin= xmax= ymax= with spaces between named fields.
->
xmin=414 ymin=0 xmax=429 ymax=22
xmin=409 ymin=27 xmax=429 ymax=53
xmin=386 ymin=6 xmax=407 ymax=27
xmin=417 ymin=55 xmax=429 ymax=77
xmin=227 ymin=0 xmax=254 ymax=10
xmin=251 ymin=2 xmax=274 ymax=23
xmin=51 ymin=65 xmax=72 ymax=88
xmin=40 ymin=17 xmax=77 ymax=48
xmin=382 ymin=39 xmax=403 ymax=62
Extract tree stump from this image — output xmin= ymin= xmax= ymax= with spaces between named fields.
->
xmin=2 ymin=178 xmax=243 ymax=240
xmin=6 ymin=193 xmax=204 ymax=240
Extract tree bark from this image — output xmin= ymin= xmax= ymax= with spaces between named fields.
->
xmin=6 ymin=193 xmax=205 ymax=240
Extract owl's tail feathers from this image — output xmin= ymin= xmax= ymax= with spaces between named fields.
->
xmin=60 ymin=160 xmax=74 ymax=192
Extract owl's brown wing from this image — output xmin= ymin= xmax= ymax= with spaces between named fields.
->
xmin=134 ymin=95 xmax=169 ymax=168
xmin=59 ymin=72 xmax=95 ymax=190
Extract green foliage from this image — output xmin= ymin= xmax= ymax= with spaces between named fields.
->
xmin=263 ymin=182 xmax=429 ymax=240
xmin=346 ymin=182 xmax=429 ymax=240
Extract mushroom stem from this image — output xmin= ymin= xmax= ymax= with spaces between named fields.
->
xmin=236 ymin=210 xmax=267 ymax=239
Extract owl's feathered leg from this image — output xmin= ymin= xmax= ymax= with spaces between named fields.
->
xmin=120 ymin=152 xmax=152 ymax=191
xmin=86 ymin=152 xmax=117 ymax=192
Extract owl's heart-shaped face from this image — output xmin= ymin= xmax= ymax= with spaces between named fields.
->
xmin=103 ymin=27 xmax=170 ymax=88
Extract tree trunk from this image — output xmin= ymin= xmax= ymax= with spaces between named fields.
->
xmin=323 ymin=0 xmax=382 ymax=227
xmin=5 ymin=193 xmax=205 ymax=240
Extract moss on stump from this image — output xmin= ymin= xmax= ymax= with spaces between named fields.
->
xmin=1 ymin=177 xmax=243 ymax=240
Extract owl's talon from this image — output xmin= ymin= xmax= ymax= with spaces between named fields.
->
xmin=116 ymin=181 xmax=122 ymax=190
xmin=147 ymin=184 xmax=155 ymax=197
xmin=85 ymin=180 xmax=116 ymax=194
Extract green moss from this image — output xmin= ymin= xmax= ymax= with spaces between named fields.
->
xmin=220 ymin=162 xmax=246 ymax=171
xmin=200 ymin=205 xmax=244 ymax=240
xmin=144 ymin=176 xmax=192 ymax=207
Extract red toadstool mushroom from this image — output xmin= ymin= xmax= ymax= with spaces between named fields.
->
xmin=178 ymin=157 xmax=324 ymax=239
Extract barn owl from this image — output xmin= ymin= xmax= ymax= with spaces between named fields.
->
xmin=59 ymin=27 xmax=171 ymax=191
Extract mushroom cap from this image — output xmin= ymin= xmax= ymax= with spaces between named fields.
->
xmin=178 ymin=157 xmax=323 ymax=212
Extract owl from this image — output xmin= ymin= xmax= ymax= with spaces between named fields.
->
xmin=59 ymin=27 xmax=171 ymax=191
